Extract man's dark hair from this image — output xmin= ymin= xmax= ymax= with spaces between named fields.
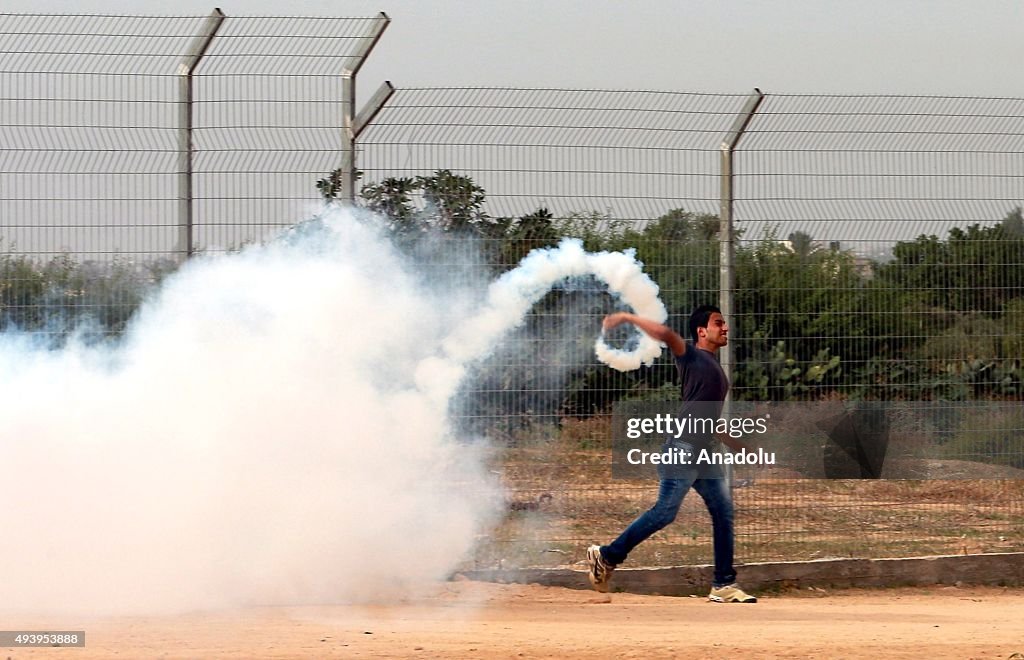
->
xmin=688 ymin=304 xmax=721 ymax=343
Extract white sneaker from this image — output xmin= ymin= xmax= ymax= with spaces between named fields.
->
xmin=708 ymin=583 xmax=757 ymax=603
xmin=585 ymin=545 xmax=615 ymax=593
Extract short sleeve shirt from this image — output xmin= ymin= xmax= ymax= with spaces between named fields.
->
xmin=674 ymin=343 xmax=729 ymax=419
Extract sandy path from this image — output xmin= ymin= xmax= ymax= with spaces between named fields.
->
xmin=3 ymin=582 xmax=1022 ymax=659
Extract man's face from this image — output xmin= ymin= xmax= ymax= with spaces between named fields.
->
xmin=699 ymin=312 xmax=729 ymax=347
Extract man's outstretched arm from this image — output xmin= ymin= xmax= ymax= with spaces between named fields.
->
xmin=602 ymin=312 xmax=687 ymax=356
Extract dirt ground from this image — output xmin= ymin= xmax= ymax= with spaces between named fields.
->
xmin=4 ymin=582 xmax=1023 ymax=659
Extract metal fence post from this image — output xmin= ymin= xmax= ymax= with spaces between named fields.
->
xmin=338 ymin=12 xmax=390 ymax=204
xmin=354 ymin=81 xmax=395 ymax=142
xmin=176 ymin=8 xmax=224 ymax=258
xmin=719 ymin=89 xmax=763 ymax=490
xmin=719 ymin=88 xmax=764 ymax=395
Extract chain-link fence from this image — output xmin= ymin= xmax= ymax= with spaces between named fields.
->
xmin=1 ymin=11 xmax=386 ymax=337
xmin=357 ymin=88 xmax=1024 ymax=567
xmin=1 ymin=11 xmax=387 ymax=258
xmin=2 ymin=14 xmax=1022 ymax=570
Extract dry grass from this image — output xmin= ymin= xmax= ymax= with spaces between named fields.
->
xmin=468 ymin=420 xmax=1024 ymax=570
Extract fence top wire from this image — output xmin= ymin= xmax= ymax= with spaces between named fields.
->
xmin=0 ymin=14 xmax=210 ymax=75
xmin=198 ymin=15 xmax=387 ymax=76
xmin=0 ymin=13 xmax=386 ymax=76
xmin=358 ymin=88 xmax=1024 ymax=241
xmin=743 ymin=94 xmax=1024 ymax=153
xmin=358 ymin=87 xmax=753 ymax=150
xmin=732 ymin=94 xmax=1024 ymax=243
xmin=357 ymin=87 xmax=755 ymax=221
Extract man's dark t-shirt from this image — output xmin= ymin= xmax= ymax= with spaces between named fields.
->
xmin=675 ymin=344 xmax=729 ymax=405
xmin=673 ymin=343 xmax=729 ymax=447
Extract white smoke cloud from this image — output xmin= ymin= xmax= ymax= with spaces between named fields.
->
xmin=440 ymin=238 xmax=667 ymax=373
xmin=0 ymin=207 xmax=665 ymax=616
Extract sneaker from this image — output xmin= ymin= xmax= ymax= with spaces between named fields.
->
xmin=708 ymin=583 xmax=757 ymax=603
xmin=585 ymin=545 xmax=615 ymax=593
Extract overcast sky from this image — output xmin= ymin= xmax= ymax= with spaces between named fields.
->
xmin=3 ymin=0 xmax=1023 ymax=98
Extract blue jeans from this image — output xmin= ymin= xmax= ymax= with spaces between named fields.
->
xmin=601 ymin=463 xmax=736 ymax=587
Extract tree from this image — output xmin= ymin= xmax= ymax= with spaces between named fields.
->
xmin=351 ymin=169 xmax=499 ymax=237
xmin=787 ymin=231 xmax=818 ymax=261
xmin=878 ymin=223 xmax=1024 ymax=313
xmin=1002 ymin=206 xmax=1024 ymax=237
xmin=499 ymin=207 xmax=558 ymax=265
xmin=315 ymin=167 xmax=363 ymax=202
xmin=643 ymin=208 xmax=721 ymax=243
xmin=360 ymin=177 xmax=418 ymax=233
xmin=632 ymin=209 xmax=720 ymax=319
xmin=692 ymin=213 xmax=721 ymax=241
xmin=416 ymin=169 xmax=488 ymax=232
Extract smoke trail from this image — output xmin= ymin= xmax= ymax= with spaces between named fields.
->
xmin=0 ymin=209 xmax=664 ymax=616
xmin=432 ymin=237 xmax=666 ymax=386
